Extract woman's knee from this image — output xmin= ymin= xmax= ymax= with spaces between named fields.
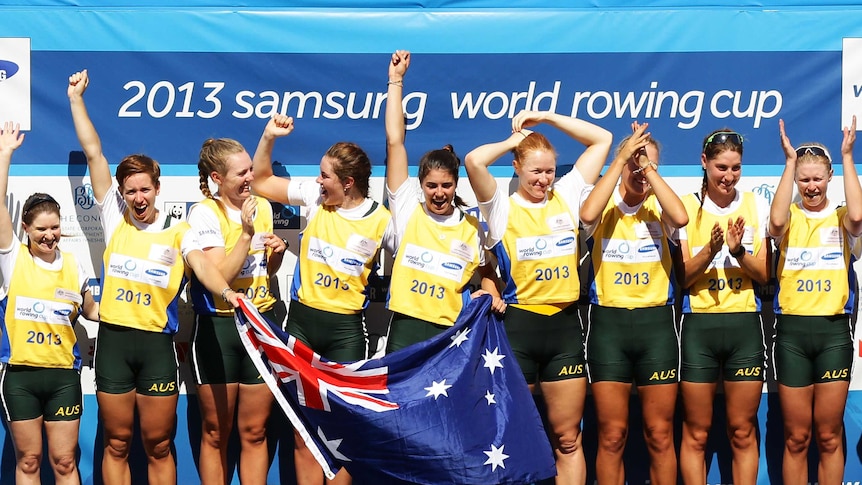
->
xmin=240 ymin=423 xmax=268 ymax=447
xmin=144 ymin=436 xmax=173 ymax=460
xmin=51 ymin=453 xmax=78 ymax=477
xmin=552 ymin=426 xmax=584 ymax=456
xmin=682 ymin=423 xmax=710 ymax=452
xmin=784 ymin=428 xmax=811 ymax=454
xmin=105 ymin=435 xmax=133 ymax=459
xmin=202 ymin=426 xmax=228 ymax=450
xmin=16 ymin=452 xmax=41 ymax=475
xmin=597 ymin=425 xmax=627 ymax=455
xmin=644 ymin=422 xmax=674 ymax=453
xmin=815 ymin=427 xmax=844 ymax=455
xmin=727 ymin=421 xmax=757 ymax=451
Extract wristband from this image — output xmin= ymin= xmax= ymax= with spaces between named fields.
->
xmin=729 ymin=245 xmax=746 ymax=258
xmin=387 ymin=80 xmax=403 ymax=87
xmin=221 ymin=287 xmax=233 ymax=303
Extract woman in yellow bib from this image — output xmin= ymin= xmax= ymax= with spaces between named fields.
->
xmin=0 ymin=122 xmax=99 ymax=485
xmin=68 ymin=70 xmax=243 ymax=485
xmin=769 ymin=117 xmax=862 ymax=485
xmin=384 ymin=50 xmax=504 ymax=352
xmin=465 ymin=110 xmax=611 ymax=485
xmin=188 ymin=130 xmax=288 ymax=485
xmin=580 ymin=123 xmax=687 ymax=485
xmin=252 ymin=116 xmax=392 ymax=485
xmin=675 ymin=129 xmax=771 ymax=485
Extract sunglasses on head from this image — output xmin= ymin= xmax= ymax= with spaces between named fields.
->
xmin=703 ymin=132 xmax=744 ymax=149
xmin=795 ymin=145 xmax=832 ymax=162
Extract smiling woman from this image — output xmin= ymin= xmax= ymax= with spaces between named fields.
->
xmin=767 ymin=117 xmax=862 ymax=485
xmin=0 ymin=121 xmax=99 ymax=485
xmin=67 ymin=68 xmax=243 ymax=485
xmin=383 ymin=50 xmax=505 ymax=353
xmin=186 ymin=132 xmax=288 ymax=485
xmin=250 ymin=113 xmax=393 ymax=485
xmin=464 ymin=108 xmax=612 ymax=485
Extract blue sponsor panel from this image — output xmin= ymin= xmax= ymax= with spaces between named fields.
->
xmin=0 ymin=49 xmax=846 ymax=178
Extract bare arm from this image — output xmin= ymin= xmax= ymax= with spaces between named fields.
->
xmin=385 ymin=50 xmax=410 ymax=193
xmin=678 ymin=223 xmax=724 ymax=289
xmin=198 ymin=197 xmax=257 ymax=283
xmin=261 ymin=233 xmax=287 ymax=276
xmin=725 ymin=216 xmax=770 ymax=285
xmin=650 ymin=172 xmax=688 ymax=229
xmin=841 ymin=116 xmax=862 ymax=236
xmin=251 ymin=115 xmax=294 ymax=204
xmin=512 ymin=110 xmax=612 ymax=184
xmin=465 ymin=132 xmax=523 ymax=203
xmin=81 ymin=289 xmax=100 ymax=322
xmin=580 ymin=123 xmax=650 ymax=226
xmin=67 ymin=70 xmax=113 ymax=203
xmin=768 ymin=119 xmax=797 ymax=239
xmin=186 ymin=250 xmax=243 ymax=308
xmin=0 ymin=122 xmax=24 ymax=250
xmin=475 ymin=259 xmax=507 ymax=315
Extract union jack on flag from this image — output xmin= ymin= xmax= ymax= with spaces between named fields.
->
xmin=235 ymin=295 xmax=556 ymax=485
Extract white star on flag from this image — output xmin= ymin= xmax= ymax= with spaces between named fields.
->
xmin=482 ymin=347 xmax=505 ymax=375
xmin=483 ymin=443 xmax=509 ymax=471
xmin=484 ymin=390 xmax=496 ymax=405
xmin=424 ymin=380 xmax=452 ymax=399
xmin=449 ymin=327 xmax=471 ymax=348
xmin=318 ymin=427 xmax=351 ymax=461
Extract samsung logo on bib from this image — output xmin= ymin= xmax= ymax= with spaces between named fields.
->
xmin=146 ymin=269 xmax=168 ymax=277
xmin=54 ymin=309 xmax=72 ymax=317
xmin=822 ymin=252 xmax=842 ymax=261
xmin=341 ymin=258 xmax=363 ymax=267
xmin=442 ymin=262 xmax=463 ymax=271
xmin=556 ymin=237 xmax=574 ymax=247
xmin=639 ymin=244 xmax=658 ymax=253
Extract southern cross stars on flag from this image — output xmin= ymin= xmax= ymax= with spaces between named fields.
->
xmin=235 ymin=295 xmax=556 ymax=485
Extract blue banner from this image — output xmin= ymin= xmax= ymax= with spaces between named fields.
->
xmin=0 ymin=49 xmax=847 ymax=178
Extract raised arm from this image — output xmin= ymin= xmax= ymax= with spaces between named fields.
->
xmin=580 ymin=123 xmax=650 ymax=226
xmin=0 ymin=122 xmax=25 ymax=250
xmin=768 ymin=119 xmax=797 ymax=238
xmin=198 ymin=197 xmax=257 ymax=282
xmin=464 ymin=132 xmax=523 ymax=203
xmin=68 ymin=70 xmax=113 ymax=203
xmin=251 ymin=114 xmax=294 ymax=204
xmin=512 ymin=110 xmax=612 ymax=184
xmin=841 ymin=116 xmax=862 ymax=236
xmin=385 ymin=50 xmax=410 ymax=193
xmin=645 ymin=163 xmax=688 ymax=230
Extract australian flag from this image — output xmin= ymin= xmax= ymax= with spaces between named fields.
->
xmin=235 ymin=295 xmax=556 ymax=485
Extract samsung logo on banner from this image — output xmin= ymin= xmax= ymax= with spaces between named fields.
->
xmin=0 ymin=60 xmax=19 ymax=82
